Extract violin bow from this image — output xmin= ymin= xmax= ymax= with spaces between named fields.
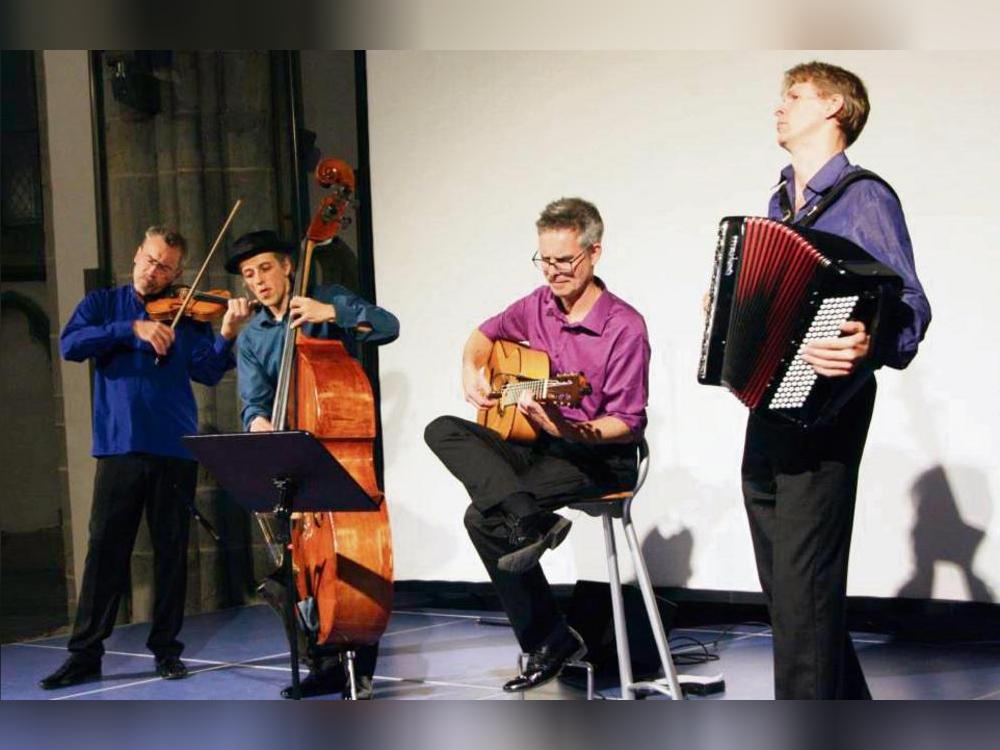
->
xmin=168 ymin=198 xmax=243 ymax=331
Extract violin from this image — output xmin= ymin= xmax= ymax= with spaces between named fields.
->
xmin=145 ymin=286 xmax=235 ymax=322
xmin=151 ymin=199 xmax=243 ymax=332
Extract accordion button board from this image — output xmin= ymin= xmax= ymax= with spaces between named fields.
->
xmin=699 ymin=216 xmax=903 ymax=428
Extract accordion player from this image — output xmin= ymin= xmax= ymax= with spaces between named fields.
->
xmin=699 ymin=216 xmax=903 ymax=428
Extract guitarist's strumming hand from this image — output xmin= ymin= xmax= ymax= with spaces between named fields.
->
xmin=463 ymin=364 xmax=497 ymax=409
xmin=516 ymin=391 xmax=566 ymax=439
xmin=517 ymin=389 xmax=634 ymax=444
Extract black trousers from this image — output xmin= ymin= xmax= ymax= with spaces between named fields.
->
xmin=742 ymin=378 xmax=877 ymax=699
xmin=68 ymin=454 xmax=197 ymax=662
xmin=424 ymin=415 xmax=637 ymax=651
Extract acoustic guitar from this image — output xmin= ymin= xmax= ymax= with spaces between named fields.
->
xmin=477 ymin=339 xmax=591 ymax=442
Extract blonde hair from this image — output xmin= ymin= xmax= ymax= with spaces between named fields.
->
xmin=783 ymin=61 xmax=870 ymax=146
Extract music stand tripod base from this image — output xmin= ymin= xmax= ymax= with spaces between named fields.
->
xmin=183 ymin=430 xmax=378 ymax=700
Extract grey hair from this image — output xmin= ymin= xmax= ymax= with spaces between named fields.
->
xmin=536 ymin=197 xmax=604 ymax=249
xmin=144 ymin=225 xmax=188 ymax=261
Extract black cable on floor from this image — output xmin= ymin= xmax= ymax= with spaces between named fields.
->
xmin=668 ymin=621 xmax=773 ymax=665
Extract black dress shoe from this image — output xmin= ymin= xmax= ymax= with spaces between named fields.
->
xmin=498 ymin=513 xmax=572 ymax=573
xmin=502 ymin=626 xmax=586 ymax=692
xmin=282 ymin=666 xmax=348 ymax=699
xmin=155 ymin=657 xmax=189 ymax=680
xmin=38 ymin=657 xmax=102 ymax=690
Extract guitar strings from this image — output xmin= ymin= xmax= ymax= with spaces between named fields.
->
xmin=499 ymin=379 xmax=575 ymax=407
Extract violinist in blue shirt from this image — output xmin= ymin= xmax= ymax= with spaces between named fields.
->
xmin=40 ymin=226 xmax=252 ymax=691
xmin=226 ymin=229 xmax=398 ymax=699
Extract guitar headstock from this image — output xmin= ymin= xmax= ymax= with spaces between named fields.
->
xmin=540 ymin=373 xmax=592 ymax=407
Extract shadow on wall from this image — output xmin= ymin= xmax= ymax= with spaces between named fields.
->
xmin=632 ymin=461 xmax=733 ymax=590
xmin=377 ymin=369 xmax=411 ymax=478
xmin=640 ymin=525 xmax=694 ymax=589
xmin=897 ymin=464 xmax=995 ymax=603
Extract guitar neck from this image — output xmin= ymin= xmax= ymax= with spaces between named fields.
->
xmin=496 ymin=378 xmax=577 ymax=407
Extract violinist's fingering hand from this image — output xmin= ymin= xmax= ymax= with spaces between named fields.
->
xmin=133 ymin=320 xmax=175 ymax=356
xmin=221 ymin=297 xmax=254 ymax=340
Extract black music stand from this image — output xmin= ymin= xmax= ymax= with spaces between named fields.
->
xmin=182 ymin=430 xmax=378 ymax=700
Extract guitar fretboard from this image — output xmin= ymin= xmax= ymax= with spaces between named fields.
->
xmin=499 ymin=379 xmax=575 ymax=408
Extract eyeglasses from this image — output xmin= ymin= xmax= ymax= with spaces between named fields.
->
xmin=531 ymin=247 xmax=591 ymax=274
xmin=140 ymin=252 xmax=179 ymax=276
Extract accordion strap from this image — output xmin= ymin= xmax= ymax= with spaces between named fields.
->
xmin=780 ymin=168 xmax=900 ymax=227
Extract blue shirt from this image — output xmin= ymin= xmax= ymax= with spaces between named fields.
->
xmin=60 ymin=284 xmax=236 ymax=459
xmin=769 ymin=152 xmax=931 ymax=369
xmin=237 ymin=284 xmax=400 ymax=430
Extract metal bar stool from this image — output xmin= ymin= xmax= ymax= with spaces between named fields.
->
xmin=567 ymin=437 xmax=684 ymax=700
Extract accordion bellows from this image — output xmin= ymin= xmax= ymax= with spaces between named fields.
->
xmin=699 ymin=217 xmax=902 ymax=428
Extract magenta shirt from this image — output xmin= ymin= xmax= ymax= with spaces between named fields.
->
xmin=478 ymin=282 xmax=650 ymax=436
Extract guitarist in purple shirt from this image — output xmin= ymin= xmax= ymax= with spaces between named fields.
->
xmin=425 ymin=197 xmax=651 ymax=693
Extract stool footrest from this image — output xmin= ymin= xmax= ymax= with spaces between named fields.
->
xmin=628 ymin=678 xmax=680 ymax=699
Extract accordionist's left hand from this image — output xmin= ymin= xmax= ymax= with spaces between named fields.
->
xmin=801 ymin=320 xmax=871 ymax=377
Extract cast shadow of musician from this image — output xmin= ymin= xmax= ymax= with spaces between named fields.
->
xmin=897 ymin=464 xmax=994 ymax=602
xmin=640 ymin=525 xmax=694 ymax=590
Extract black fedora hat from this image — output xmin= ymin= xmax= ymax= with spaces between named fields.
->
xmin=225 ymin=230 xmax=297 ymax=274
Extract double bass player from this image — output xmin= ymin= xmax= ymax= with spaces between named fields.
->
xmin=227 ymin=228 xmax=398 ymax=699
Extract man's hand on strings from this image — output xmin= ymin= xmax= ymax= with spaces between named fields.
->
xmin=517 ymin=391 xmax=565 ymax=438
xmin=289 ymin=296 xmax=336 ymax=329
xmin=221 ymin=297 xmax=254 ymax=340
xmin=249 ymin=416 xmax=275 ymax=432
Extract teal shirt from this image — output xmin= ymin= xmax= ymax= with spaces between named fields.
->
xmin=236 ymin=284 xmax=399 ymax=429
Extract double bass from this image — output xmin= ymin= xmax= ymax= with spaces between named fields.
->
xmin=260 ymin=157 xmax=393 ymax=674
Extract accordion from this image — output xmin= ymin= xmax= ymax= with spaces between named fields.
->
xmin=699 ymin=216 xmax=902 ymax=428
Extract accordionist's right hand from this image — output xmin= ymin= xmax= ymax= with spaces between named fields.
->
xmin=802 ymin=320 xmax=871 ymax=378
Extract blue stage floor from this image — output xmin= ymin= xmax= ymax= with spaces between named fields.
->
xmin=2 ymin=605 xmax=998 ymax=700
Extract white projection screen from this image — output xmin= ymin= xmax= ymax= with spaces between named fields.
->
xmin=366 ymin=51 xmax=999 ymax=603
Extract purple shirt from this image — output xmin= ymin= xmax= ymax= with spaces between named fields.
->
xmin=478 ymin=281 xmax=650 ymax=436
xmin=769 ymin=152 xmax=931 ymax=369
